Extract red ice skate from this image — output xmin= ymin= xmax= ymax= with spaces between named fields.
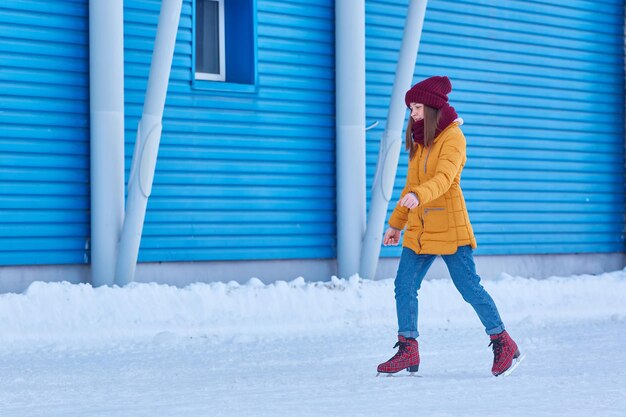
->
xmin=377 ymin=335 xmax=420 ymax=376
xmin=489 ymin=330 xmax=523 ymax=377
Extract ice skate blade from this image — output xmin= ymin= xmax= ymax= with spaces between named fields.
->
xmin=376 ymin=372 xmax=422 ymax=378
xmin=501 ymin=353 xmax=526 ymax=377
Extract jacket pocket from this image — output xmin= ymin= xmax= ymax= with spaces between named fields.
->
xmin=423 ymin=207 xmax=449 ymax=233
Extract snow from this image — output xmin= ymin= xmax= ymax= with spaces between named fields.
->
xmin=1 ymin=269 xmax=625 ymax=416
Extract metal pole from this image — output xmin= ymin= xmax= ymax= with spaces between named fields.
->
xmin=360 ymin=0 xmax=428 ymax=280
xmin=115 ymin=0 xmax=183 ymax=286
xmin=335 ymin=0 xmax=367 ymax=278
xmin=89 ymin=0 xmax=125 ymax=287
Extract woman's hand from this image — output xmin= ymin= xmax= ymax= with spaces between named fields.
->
xmin=383 ymin=227 xmax=402 ymax=246
xmin=398 ymin=192 xmax=419 ymax=210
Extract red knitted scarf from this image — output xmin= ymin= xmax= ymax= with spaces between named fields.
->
xmin=411 ymin=103 xmax=459 ymax=146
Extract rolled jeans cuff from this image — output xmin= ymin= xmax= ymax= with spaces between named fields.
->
xmin=485 ymin=324 xmax=505 ymax=336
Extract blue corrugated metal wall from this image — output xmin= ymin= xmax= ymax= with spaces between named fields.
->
xmin=0 ymin=0 xmax=89 ymax=265
xmin=372 ymin=0 xmax=626 ymax=256
xmin=125 ymin=0 xmax=336 ymax=262
xmin=1 ymin=0 xmax=624 ymax=267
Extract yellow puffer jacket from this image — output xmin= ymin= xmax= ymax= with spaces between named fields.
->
xmin=388 ymin=120 xmax=477 ymax=255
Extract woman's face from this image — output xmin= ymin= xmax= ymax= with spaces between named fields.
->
xmin=409 ymin=103 xmax=424 ymax=122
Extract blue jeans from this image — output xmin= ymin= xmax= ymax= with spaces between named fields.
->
xmin=395 ymin=246 xmax=505 ymax=338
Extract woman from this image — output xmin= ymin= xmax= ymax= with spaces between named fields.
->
xmin=376 ymin=76 xmax=521 ymax=377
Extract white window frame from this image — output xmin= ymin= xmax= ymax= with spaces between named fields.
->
xmin=196 ymin=0 xmax=226 ymax=81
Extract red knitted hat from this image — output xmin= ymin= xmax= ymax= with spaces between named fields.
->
xmin=404 ymin=76 xmax=452 ymax=109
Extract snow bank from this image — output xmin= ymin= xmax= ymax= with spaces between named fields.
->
xmin=0 ymin=269 xmax=625 ymax=346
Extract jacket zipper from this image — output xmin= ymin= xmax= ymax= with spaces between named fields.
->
xmin=418 ymin=214 xmax=424 ymax=251
xmin=416 ymin=145 xmax=424 ymax=183
xmin=424 ymin=208 xmax=444 ymax=213
xmin=416 ymin=145 xmax=426 ymax=251
xmin=424 ymin=146 xmax=432 ymax=174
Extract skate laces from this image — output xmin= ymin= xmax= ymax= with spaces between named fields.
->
xmin=392 ymin=341 xmax=410 ymax=358
xmin=489 ymin=338 xmax=504 ymax=359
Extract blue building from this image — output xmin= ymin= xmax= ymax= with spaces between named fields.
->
xmin=0 ymin=0 xmax=624 ymax=292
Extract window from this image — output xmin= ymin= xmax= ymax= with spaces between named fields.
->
xmin=195 ymin=0 xmax=226 ymax=81
xmin=194 ymin=0 xmax=256 ymax=88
